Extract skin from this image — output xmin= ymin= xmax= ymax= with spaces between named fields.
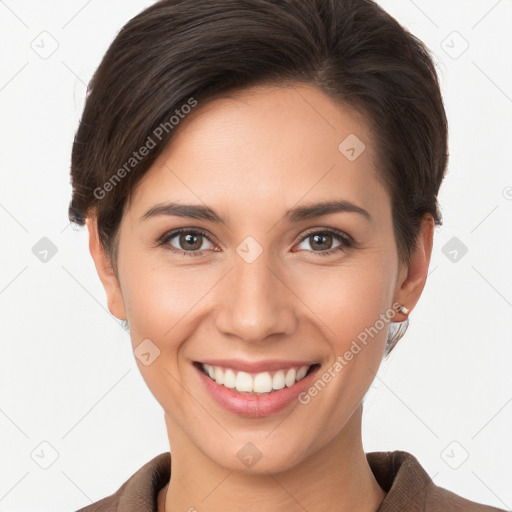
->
xmin=87 ymin=83 xmax=434 ymax=512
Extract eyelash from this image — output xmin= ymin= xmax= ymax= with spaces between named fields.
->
xmin=157 ymin=227 xmax=354 ymax=258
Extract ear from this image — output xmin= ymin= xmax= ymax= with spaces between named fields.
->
xmin=393 ymin=213 xmax=435 ymax=320
xmin=86 ymin=215 xmax=127 ymax=321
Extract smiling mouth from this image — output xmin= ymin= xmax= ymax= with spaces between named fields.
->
xmin=193 ymin=361 xmax=320 ymax=395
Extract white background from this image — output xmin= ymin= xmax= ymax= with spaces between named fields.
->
xmin=1 ymin=1 xmax=511 ymax=511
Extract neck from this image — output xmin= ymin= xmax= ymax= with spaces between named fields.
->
xmin=159 ymin=405 xmax=386 ymax=512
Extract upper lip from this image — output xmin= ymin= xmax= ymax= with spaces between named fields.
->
xmin=196 ymin=359 xmax=318 ymax=373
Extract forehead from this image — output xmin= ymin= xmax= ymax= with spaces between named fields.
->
xmin=126 ymin=84 xmax=387 ymax=224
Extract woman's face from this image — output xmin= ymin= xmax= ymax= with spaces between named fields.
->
xmin=91 ymin=84 xmax=418 ymax=473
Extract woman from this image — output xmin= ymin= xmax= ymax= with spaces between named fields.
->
xmin=68 ymin=0 xmax=507 ymax=510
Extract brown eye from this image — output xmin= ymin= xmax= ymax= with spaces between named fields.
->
xmin=295 ymin=229 xmax=352 ymax=256
xmin=160 ymin=229 xmax=216 ymax=256
xmin=308 ymin=233 xmax=335 ymax=251
xmin=177 ymin=232 xmax=204 ymax=251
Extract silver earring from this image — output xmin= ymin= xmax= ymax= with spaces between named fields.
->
xmin=398 ymin=304 xmax=409 ymax=315
xmin=386 ymin=316 xmax=409 ymax=356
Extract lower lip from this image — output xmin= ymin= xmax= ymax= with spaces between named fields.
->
xmin=194 ymin=363 xmax=320 ymax=418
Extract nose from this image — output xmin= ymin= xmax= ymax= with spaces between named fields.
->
xmin=214 ymin=246 xmax=298 ymax=343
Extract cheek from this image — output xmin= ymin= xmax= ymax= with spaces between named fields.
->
xmin=273 ymin=257 xmax=397 ymax=454
xmin=119 ymin=264 xmax=216 ymax=410
xmin=290 ymin=253 xmax=397 ymax=351
xmin=121 ymin=261 xmax=219 ymax=343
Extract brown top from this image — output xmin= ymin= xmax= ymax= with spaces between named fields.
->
xmin=75 ymin=450 xmax=507 ymax=511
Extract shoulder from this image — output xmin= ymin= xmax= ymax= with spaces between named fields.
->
xmin=367 ymin=450 xmax=507 ymax=512
xmin=425 ymin=482 xmax=508 ymax=512
xmin=74 ymin=452 xmax=170 ymax=512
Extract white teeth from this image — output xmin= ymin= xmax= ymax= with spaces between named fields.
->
xmin=223 ymin=368 xmax=236 ymax=388
xmin=272 ymin=370 xmax=286 ymax=390
xmin=296 ymin=366 xmax=308 ymax=381
xmin=253 ymin=372 xmax=273 ymax=393
xmin=285 ymin=368 xmax=296 ymax=387
xmin=214 ymin=366 xmax=224 ymax=385
xmin=236 ymin=371 xmax=253 ymax=392
xmin=201 ymin=363 xmax=312 ymax=394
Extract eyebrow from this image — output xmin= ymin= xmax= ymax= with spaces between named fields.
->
xmin=140 ymin=200 xmax=371 ymax=223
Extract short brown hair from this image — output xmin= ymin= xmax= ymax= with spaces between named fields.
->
xmin=68 ymin=0 xmax=448 ymax=354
